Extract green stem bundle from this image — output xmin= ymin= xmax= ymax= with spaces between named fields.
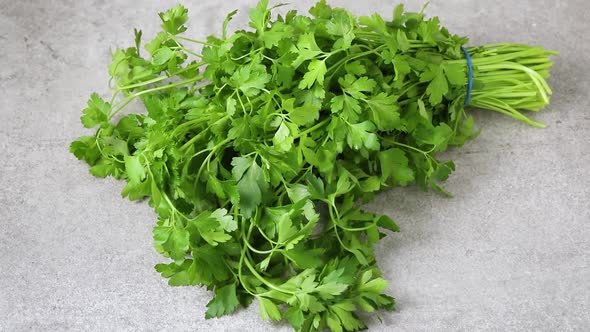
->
xmin=465 ymin=44 xmax=557 ymax=127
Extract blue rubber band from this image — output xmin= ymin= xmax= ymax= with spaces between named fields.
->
xmin=461 ymin=46 xmax=473 ymax=106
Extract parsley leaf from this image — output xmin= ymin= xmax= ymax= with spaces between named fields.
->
xmin=206 ymin=283 xmax=240 ymax=318
xmin=80 ymin=93 xmax=110 ymax=128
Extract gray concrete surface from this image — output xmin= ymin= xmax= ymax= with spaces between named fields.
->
xmin=1 ymin=0 xmax=589 ymax=331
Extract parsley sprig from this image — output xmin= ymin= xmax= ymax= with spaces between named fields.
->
xmin=71 ymin=1 xmax=556 ymax=331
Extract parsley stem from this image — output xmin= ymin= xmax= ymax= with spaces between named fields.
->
xmin=295 ymin=117 xmax=331 ymax=138
xmin=235 ymin=209 xmax=261 ymax=297
xmin=108 ymin=90 xmax=120 ymax=106
xmin=116 ymin=76 xmax=170 ymax=91
xmin=328 ymin=203 xmax=358 ymax=258
xmin=172 ymin=45 xmax=202 ymax=59
xmin=338 ymin=224 xmax=377 ymax=232
xmin=244 ymin=223 xmax=280 ymax=260
xmin=245 ymin=241 xmax=275 ymax=255
xmin=193 ymin=138 xmax=231 ymax=180
xmin=174 ymin=35 xmax=217 ymax=47
xmin=239 ymin=214 xmax=293 ymax=295
xmin=243 ymin=257 xmax=294 ymax=295
xmin=114 ymin=62 xmax=204 ymax=91
xmin=172 ymin=116 xmax=212 ymax=136
xmin=255 ymin=224 xmax=279 ymax=245
xmin=326 ymin=45 xmax=386 ymax=75
xmin=109 ymin=76 xmax=204 ymax=120
xmin=94 ymin=130 xmax=124 ymax=164
xmin=381 ymin=138 xmax=439 ymax=166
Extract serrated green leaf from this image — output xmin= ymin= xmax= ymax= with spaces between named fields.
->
xmin=124 ymin=155 xmax=145 ymax=183
xmin=378 ymin=148 xmax=414 ymax=185
xmin=158 ymin=4 xmax=188 ymax=35
xmin=81 ymin=93 xmax=110 ymax=128
xmin=232 ymin=157 xmax=268 ymax=218
xmin=151 ymin=47 xmax=174 ymax=65
xmin=258 ymin=297 xmax=282 ymax=321
xmin=211 ymin=208 xmax=237 ymax=232
xmin=299 ymin=59 xmax=327 ymax=89
xmin=426 ymin=67 xmax=449 ymax=104
xmin=206 ymin=283 xmax=240 ymax=318
xmin=70 ymin=136 xmax=101 ymax=165
xmin=229 ymin=63 xmax=271 ymax=97
xmin=365 ymin=93 xmax=402 ymax=131
xmin=346 ymin=121 xmax=380 ymax=151
xmin=249 ymin=0 xmax=269 ymax=34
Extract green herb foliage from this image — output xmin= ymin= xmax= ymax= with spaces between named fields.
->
xmin=70 ymin=1 xmax=556 ymax=331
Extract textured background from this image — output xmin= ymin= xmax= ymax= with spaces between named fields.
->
xmin=1 ymin=0 xmax=589 ymax=331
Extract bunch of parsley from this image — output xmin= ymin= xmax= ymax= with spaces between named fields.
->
xmin=70 ymin=1 xmax=556 ymax=331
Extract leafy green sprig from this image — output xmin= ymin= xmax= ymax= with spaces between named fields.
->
xmin=71 ymin=1 xmax=556 ymax=331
